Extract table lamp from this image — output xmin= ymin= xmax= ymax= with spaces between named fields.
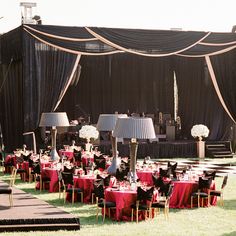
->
xmin=113 ymin=117 xmax=156 ymax=183
xmin=97 ymin=114 xmax=127 ymax=175
xmin=39 ymin=112 xmax=70 ymax=162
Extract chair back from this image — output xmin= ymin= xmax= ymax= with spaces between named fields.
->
xmin=16 ymin=155 xmax=24 ymax=164
xmin=33 ymin=163 xmax=41 ymax=174
xmin=94 ymin=156 xmax=106 ymax=170
xmin=203 ymin=170 xmax=216 ymax=180
xmin=166 ymin=184 xmax=174 ymax=198
xmin=97 ymin=174 xmax=111 ymax=187
xmin=23 ymin=153 xmax=32 ymax=162
xmin=61 ymin=172 xmax=74 ymax=186
xmin=115 ymin=164 xmax=129 ymax=181
xmin=198 ymin=177 xmax=212 ymax=190
xmin=137 ymin=186 xmax=154 ymax=202
xmin=221 ymin=175 xmax=228 ymax=189
xmin=152 ymin=175 xmax=164 ymax=188
xmin=93 ymin=179 xmax=105 ymax=199
xmin=159 ymin=167 xmax=171 ymax=178
xmin=73 ymin=149 xmax=82 ymax=162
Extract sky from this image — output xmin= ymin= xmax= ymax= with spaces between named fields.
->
xmin=0 ymin=0 xmax=236 ymax=34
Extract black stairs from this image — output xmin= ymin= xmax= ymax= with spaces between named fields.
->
xmin=205 ymin=141 xmax=234 ymax=158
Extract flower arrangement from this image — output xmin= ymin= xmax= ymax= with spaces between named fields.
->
xmin=79 ymin=125 xmax=99 ymax=140
xmin=191 ymin=124 xmax=209 ymax=140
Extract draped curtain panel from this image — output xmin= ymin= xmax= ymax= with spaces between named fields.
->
xmin=173 ymin=56 xmax=232 ymax=140
xmin=58 ymin=53 xmax=174 ymax=123
xmin=209 ymin=49 xmax=236 ymax=123
xmin=0 ymin=61 xmax=24 ymax=149
xmin=23 ymin=31 xmax=80 ymax=134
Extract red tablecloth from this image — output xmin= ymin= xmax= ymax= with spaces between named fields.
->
xmin=39 ymin=168 xmax=59 ymax=192
xmin=73 ymin=175 xmax=96 ymax=203
xmin=105 ymin=188 xmax=137 ymax=221
xmin=137 ymin=170 xmax=154 ymax=186
xmin=105 ymin=187 xmax=158 ymax=221
xmin=169 ymin=180 xmax=217 ymax=208
xmin=59 ymin=150 xmax=74 ymax=159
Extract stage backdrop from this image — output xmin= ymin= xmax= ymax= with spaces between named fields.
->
xmin=0 ymin=25 xmax=235 ymax=151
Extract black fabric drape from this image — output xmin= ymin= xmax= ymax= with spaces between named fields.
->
xmin=0 ymin=61 xmax=23 ymax=151
xmin=173 ymin=56 xmax=232 ymax=140
xmin=59 ymin=53 xmax=174 ymax=123
xmin=23 ymin=31 xmax=79 ymax=132
xmin=210 ymin=49 xmax=236 ymax=123
xmin=1 ymin=24 xmax=236 ymax=151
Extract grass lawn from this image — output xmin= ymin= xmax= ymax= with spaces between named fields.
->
xmin=1 ymin=157 xmax=236 ymax=236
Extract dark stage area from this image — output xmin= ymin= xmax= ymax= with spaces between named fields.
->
xmin=98 ymin=140 xmax=197 ymax=158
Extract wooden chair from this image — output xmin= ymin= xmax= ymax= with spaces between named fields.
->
xmin=61 ymin=172 xmax=83 ymax=204
xmin=0 ymin=167 xmax=17 ymax=207
xmin=93 ymin=179 xmax=116 ymax=223
xmin=33 ymin=163 xmax=51 ymax=192
xmin=131 ymin=186 xmax=154 ymax=223
xmin=191 ymin=177 xmax=213 ymax=208
xmin=210 ymin=175 xmax=228 ymax=206
xmin=151 ymin=183 xmax=174 ymax=220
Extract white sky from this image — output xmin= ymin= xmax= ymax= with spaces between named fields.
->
xmin=0 ymin=0 xmax=236 ymax=34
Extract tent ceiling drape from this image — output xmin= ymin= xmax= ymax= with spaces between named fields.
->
xmin=0 ymin=24 xmax=236 ymax=151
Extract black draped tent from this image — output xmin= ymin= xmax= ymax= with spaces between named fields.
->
xmin=0 ymin=24 xmax=236 ymax=152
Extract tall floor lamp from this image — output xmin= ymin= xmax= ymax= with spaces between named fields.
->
xmin=97 ymin=114 xmax=127 ymax=175
xmin=39 ymin=112 xmax=70 ymax=162
xmin=113 ymin=117 xmax=156 ymax=183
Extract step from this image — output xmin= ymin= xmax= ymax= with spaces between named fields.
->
xmin=212 ymin=154 xmax=234 ymax=158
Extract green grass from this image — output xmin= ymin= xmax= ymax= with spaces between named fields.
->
xmin=1 ymin=158 xmax=236 ymax=236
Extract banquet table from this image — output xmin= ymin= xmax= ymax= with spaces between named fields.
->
xmin=39 ymin=168 xmax=59 ymax=192
xmin=73 ymin=175 xmax=96 ymax=203
xmin=136 ymin=170 xmax=154 ymax=186
xmin=104 ymin=187 xmax=158 ymax=221
xmin=105 ymin=188 xmax=137 ymax=221
xmin=59 ymin=150 xmax=74 ymax=159
xmin=169 ymin=180 xmax=217 ymax=208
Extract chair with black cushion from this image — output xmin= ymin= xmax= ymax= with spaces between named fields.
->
xmin=94 ymin=155 xmax=106 ymax=171
xmin=151 ymin=183 xmax=174 ymax=220
xmin=191 ymin=177 xmax=213 ymax=208
xmin=93 ymin=179 xmax=116 ymax=223
xmin=28 ymin=159 xmax=37 ymax=182
xmin=33 ymin=163 xmax=51 ymax=192
xmin=159 ymin=167 xmax=172 ymax=178
xmin=63 ymin=165 xmax=75 ymax=173
xmin=152 ymin=175 xmax=171 ymax=196
xmin=97 ymin=174 xmax=111 ymax=187
xmin=0 ymin=167 xmax=17 ymax=207
xmin=73 ymin=149 xmax=82 ymax=167
xmin=167 ymin=161 xmax=178 ymax=179
xmin=131 ymin=186 xmax=154 ymax=223
xmin=203 ymin=170 xmax=216 ymax=180
xmin=115 ymin=163 xmax=129 ymax=181
xmin=209 ymin=175 xmax=228 ymax=206
xmin=22 ymin=152 xmax=32 ymax=162
xmin=15 ymin=154 xmax=27 ymax=181
xmin=61 ymin=171 xmax=83 ymax=204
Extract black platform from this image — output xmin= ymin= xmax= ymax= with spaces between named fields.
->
xmin=99 ymin=140 xmax=197 ymax=158
xmin=0 ymin=181 xmax=80 ymax=232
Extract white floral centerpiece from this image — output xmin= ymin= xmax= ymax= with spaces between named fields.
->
xmin=191 ymin=124 xmax=209 ymax=141
xmin=79 ymin=125 xmax=99 ymax=151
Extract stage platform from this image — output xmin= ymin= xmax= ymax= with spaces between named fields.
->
xmin=98 ymin=140 xmax=197 ymax=158
xmin=0 ymin=181 xmax=80 ymax=232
